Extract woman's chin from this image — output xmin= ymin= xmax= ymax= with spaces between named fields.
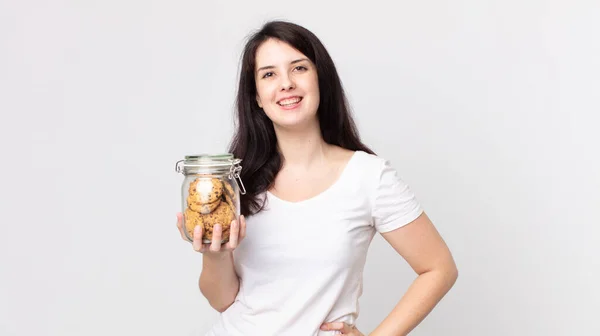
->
xmin=272 ymin=115 xmax=318 ymax=131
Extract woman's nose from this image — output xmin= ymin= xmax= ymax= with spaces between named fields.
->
xmin=280 ymin=75 xmax=295 ymax=91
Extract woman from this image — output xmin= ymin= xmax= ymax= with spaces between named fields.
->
xmin=176 ymin=20 xmax=458 ymax=336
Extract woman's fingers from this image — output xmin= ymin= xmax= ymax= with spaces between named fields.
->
xmin=176 ymin=212 xmax=188 ymax=241
xmin=179 ymin=213 xmax=247 ymax=254
xmin=320 ymin=322 xmax=356 ymax=335
xmin=226 ymin=219 xmax=239 ymax=249
xmin=210 ymin=224 xmax=223 ymax=252
xmin=192 ymin=225 xmax=204 ymax=252
xmin=239 ymin=215 xmax=246 ymax=239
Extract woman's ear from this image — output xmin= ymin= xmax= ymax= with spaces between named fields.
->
xmin=256 ymin=95 xmax=263 ymax=108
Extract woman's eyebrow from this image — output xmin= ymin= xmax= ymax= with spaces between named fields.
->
xmin=256 ymin=58 xmax=310 ymax=73
xmin=290 ymin=58 xmax=309 ymax=65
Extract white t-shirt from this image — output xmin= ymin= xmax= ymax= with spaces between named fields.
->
xmin=205 ymin=151 xmax=423 ymax=336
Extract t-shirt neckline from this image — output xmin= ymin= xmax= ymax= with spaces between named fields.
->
xmin=266 ymin=150 xmax=362 ymax=206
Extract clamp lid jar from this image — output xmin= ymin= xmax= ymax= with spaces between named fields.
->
xmin=175 ymin=153 xmax=246 ymax=244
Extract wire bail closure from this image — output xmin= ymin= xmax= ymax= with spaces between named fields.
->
xmin=229 ymin=160 xmax=246 ymax=195
xmin=175 ymin=156 xmax=246 ymax=195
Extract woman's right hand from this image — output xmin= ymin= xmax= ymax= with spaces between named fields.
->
xmin=176 ymin=212 xmax=247 ymax=253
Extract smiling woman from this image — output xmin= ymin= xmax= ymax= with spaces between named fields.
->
xmin=175 ymin=20 xmax=458 ymax=336
xmin=254 ymin=41 xmax=320 ymax=129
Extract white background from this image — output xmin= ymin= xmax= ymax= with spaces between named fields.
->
xmin=1 ymin=0 xmax=599 ymax=335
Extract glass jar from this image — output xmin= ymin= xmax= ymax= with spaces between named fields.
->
xmin=175 ymin=153 xmax=246 ymax=244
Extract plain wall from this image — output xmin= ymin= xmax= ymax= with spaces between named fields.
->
xmin=1 ymin=0 xmax=599 ymax=335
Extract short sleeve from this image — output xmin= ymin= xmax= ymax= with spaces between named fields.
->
xmin=371 ymin=159 xmax=424 ymax=233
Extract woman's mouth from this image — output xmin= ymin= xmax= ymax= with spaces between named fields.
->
xmin=277 ymin=96 xmax=303 ymax=109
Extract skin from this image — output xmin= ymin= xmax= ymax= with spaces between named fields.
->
xmin=175 ymin=213 xmax=246 ymax=312
xmin=176 ymin=37 xmax=458 ymax=335
xmin=255 ymin=38 xmax=320 ymax=133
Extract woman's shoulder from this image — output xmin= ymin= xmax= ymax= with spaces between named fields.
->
xmin=330 ymin=145 xmax=381 ymax=164
xmin=328 ymin=145 xmax=400 ymax=181
xmin=347 ymin=149 xmax=386 ymax=172
xmin=327 ymin=147 xmax=389 ymax=187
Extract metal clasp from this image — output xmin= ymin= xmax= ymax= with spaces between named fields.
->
xmin=229 ymin=161 xmax=247 ymax=195
xmin=175 ymin=160 xmax=184 ymax=173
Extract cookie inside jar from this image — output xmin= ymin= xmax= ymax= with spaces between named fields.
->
xmin=184 ymin=175 xmax=237 ymax=243
xmin=176 ymin=153 xmax=245 ymax=244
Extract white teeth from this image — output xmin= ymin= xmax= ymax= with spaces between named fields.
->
xmin=278 ymin=97 xmax=301 ymax=106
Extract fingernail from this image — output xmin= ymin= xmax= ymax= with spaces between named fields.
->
xmin=194 ymin=225 xmax=201 ymax=235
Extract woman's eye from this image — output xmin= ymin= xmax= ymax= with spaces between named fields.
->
xmin=294 ymin=66 xmax=307 ymax=71
xmin=262 ymin=72 xmax=274 ymax=79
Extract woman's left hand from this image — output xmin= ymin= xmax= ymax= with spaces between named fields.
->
xmin=320 ymin=322 xmax=365 ymax=335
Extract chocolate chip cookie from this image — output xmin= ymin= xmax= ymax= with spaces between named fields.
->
xmin=188 ymin=177 xmax=223 ymax=204
xmin=183 ymin=208 xmax=203 ymax=241
xmin=201 ymin=201 xmax=235 ymax=242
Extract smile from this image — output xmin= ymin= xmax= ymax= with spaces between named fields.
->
xmin=277 ymin=96 xmax=303 ymax=107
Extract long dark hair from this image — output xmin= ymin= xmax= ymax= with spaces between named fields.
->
xmin=228 ymin=20 xmax=375 ymax=216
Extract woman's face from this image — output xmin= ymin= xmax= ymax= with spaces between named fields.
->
xmin=254 ymin=38 xmax=320 ymax=130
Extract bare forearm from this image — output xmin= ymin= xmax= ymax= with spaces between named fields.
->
xmin=370 ymin=268 xmax=458 ymax=336
xmin=199 ymin=251 xmax=240 ymax=312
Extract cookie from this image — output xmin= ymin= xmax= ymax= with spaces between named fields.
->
xmin=223 ymin=180 xmax=235 ymax=200
xmin=221 ymin=180 xmax=237 ymax=213
xmin=183 ymin=208 xmax=204 ymax=241
xmin=202 ymin=224 xmax=231 ymax=243
xmin=201 ymin=201 xmax=235 ymax=241
xmin=188 ymin=177 xmax=223 ymax=204
xmin=187 ymin=194 xmax=221 ymax=214
xmin=223 ymin=192 xmax=235 ymax=213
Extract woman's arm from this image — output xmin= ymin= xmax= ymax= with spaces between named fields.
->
xmin=199 ymin=250 xmax=240 ymax=312
xmin=371 ymin=212 xmax=458 ymax=336
xmin=177 ymin=213 xmax=246 ymax=313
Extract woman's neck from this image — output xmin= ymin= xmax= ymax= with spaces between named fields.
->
xmin=274 ymin=121 xmax=331 ymax=170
